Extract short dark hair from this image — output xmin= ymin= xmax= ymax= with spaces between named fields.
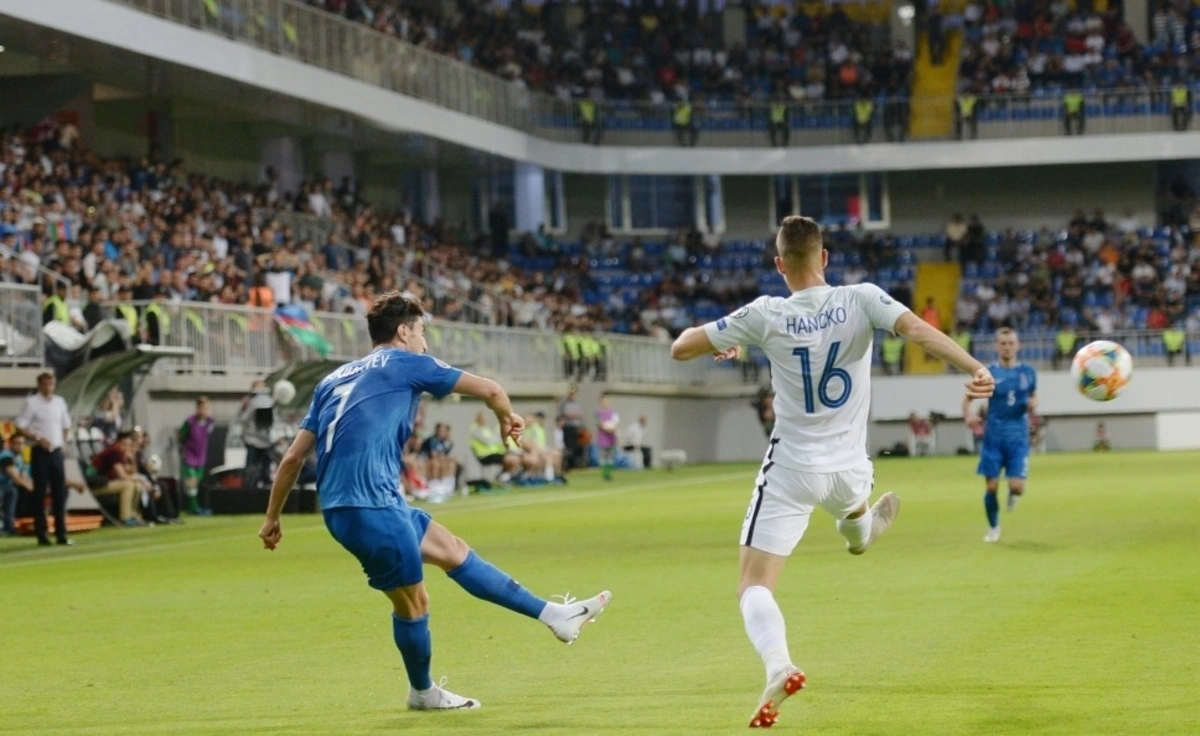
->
xmin=116 ymin=431 xmax=135 ymax=442
xmin=776 ymin=216 xmax=823 ymax=265
xmin=37 ymin=372 xmax=54 ymax=384
xmin=367 ymin=291 xmax=425 ymax=345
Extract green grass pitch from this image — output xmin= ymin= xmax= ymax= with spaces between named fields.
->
xmin=3 ymin=452 xmax=1198 ymax=735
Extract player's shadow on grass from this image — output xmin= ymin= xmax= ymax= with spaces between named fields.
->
xmin=1002 ymin=540 xmax=1060 ymax=553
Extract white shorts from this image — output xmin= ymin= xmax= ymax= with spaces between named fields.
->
xmin=740 ymin=454 xmax=875 ymax=556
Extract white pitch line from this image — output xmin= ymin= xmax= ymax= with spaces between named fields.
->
xmin=0 ymin=469 xmax=753 ymax=570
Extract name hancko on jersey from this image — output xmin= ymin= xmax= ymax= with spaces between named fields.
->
xmin=784 ymin=307 xmax=848 ymax=335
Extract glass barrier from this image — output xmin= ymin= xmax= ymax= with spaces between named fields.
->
xmin=0 ymin=283 xmax=45 ymax=368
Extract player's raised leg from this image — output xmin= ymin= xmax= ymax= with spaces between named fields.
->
xmin=420 ymin=519 xmax=610 ymax=644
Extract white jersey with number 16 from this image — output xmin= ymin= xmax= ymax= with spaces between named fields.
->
xmin=703 ymin=283 xmax=911 ymax=474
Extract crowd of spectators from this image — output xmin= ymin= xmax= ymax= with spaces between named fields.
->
xmin=955 ymin=0 xmax=1200 ymax=98
xmin=8 ymin=115 xmax=1200 ymax=359
xmin=303 ymin=0 xmax=913 ymax=105
xmin=952 ymin=202 xmax=1200 ymax=339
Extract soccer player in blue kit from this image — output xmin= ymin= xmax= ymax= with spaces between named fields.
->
xmin=258 ymin=292 xmax=610 ymax=711
xmin=964 ymin=327 xmax=1037 ymax=543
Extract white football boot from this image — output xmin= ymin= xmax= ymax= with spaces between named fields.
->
xmin=748 ymin=667 xmax=807 ymax=728
xmin=1006 ymin=492 xmax=1022 ymax=513
xmin=984 ymin=527 xmax=1002 ymax=543
xmin=543 ymin=590 xmax=612 ymax=644
xmin=848 ymin=492 xmax=901 ymax=555
xmin=407 ymin=677 xmax=481 ymax=711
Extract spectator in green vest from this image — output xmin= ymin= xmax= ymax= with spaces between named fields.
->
xmin=42 ymin=282 xmax=70 ymax=326
xmin=1053 ymin=323 xmax=1078 ymax=370
xmin=881 ymin=333 xmax=905 ymax=375
xmin=768 ymin=99 xmax=790 ymax=147
xmin=578 ymin=99 xmax=602 ymax=145
xmin=956 ymin=94 xmax=979 ymax=140
xmin=852 ymin=98 xmax=875 ymax=144
xmin=950 ymin=322 xmax=973 ymax=358
xmin=1170 ymin=83 xmax=1192 ymax=132
xmin=672 ymin=101 xmax=697 ymax=147
xmin=1062 ymin=90 xmax=1085 ymax=135
xmin=1163 ymin=322 xmax=1188 ymax=366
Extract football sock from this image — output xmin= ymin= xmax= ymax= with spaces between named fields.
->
xmin=392 ymin=614 xmax=433 ymax=691
xmin=740 ymin=585 xmax=792 ymax=681
xmin=837 ymin=509 xmax=873 ymax=550
xmin=984 ymin=492 xmax=1000 ymax=529
xmin=447 ymin=551 xmax=547 ymax=619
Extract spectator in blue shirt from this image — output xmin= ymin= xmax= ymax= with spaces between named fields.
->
xmin=0 ymin=435 xmax=33 ymax=535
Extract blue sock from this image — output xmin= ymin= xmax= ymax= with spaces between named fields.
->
xmin=447 ymin=551 xmax=547 ymax=620
xmin=392 ymin=614 xmax=433 ymax=691
xmin=984 ymin=492 xmax=1000 ymax=529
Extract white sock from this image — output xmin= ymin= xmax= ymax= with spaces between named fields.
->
xmin=837 ymin=509 xmax=873 ymax=551
xmin=544 ymin=464 xmax=555 ymax=481
xmin=537 ymin=602 xmax=565 ymax=625
xmin=740 ymin=585 xmax=792 ymax=682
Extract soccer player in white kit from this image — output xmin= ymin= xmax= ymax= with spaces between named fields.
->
xmin=671 ymin=216 xmax=995 ymax=728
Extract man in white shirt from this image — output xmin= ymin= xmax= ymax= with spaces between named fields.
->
xmin=15 ymin=372 xmax=74 ymax=546
xmin=621 ymin=416 xmax=651 ymax=469
xmin=670 ymin=216 xmax=994 ymax=728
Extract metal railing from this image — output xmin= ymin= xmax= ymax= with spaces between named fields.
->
xmin=0 ymin=283 xmax=45 ymax=368
xmin=0 ymin=245 xmax=73 ymax=294
xmin=964 ymin=328 xmax=1200 ymax=371
xmin=111 ymin=0 xmax=575 ymax=138
xmin=118 ymin=299 xmax=718 ymax=385
xmin=106 ymin=0 xmax=1200 ymax=148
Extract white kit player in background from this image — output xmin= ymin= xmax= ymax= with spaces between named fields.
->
xmin=670 ymin=216 xmax=995 ymax=729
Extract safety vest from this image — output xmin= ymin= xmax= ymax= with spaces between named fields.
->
xmin=470 ymin=425 xmax=505 ymax=457
xmin=1055 ymin=329 xmax=1077 ymax=354
xmin=673 ymin=103 xmax=693 ymax=126
xmin=283 ymin=21 xmax=298 ymax=46
xmin=182 ymin=308 xmax=205 ymax=336
xmin=341 ymin=318 xmax=356 ymax=343
xmin=43 ymin=295 xmax=69 ymax=325
xmin=1163 ymin=327 xmax=1185 ymax=352
xmin=1063 ymin=92 xmax=1084 ymax=114
xmin=580 ymin=336 xmax=601 ymax=358
xmin=144 ymin=303 xmax=170 ymax=338
xmin=951 ymin=330 xmax=971 ymax=352
xmin=427 ymin=323 xmax=443 ymax=350
xmin=854 ymin=100 xmax=874 ymax=124
xmin=882 ymin=335 xmax=904 ymax=363
xmin=1172 ymin=86 xmax=1190 ymax=108
xmin=202 ymin=0 xmax=218 ymax=18
xmin=529 ymin=424 xmax=547 ymax=450
xmin=579 ymin=100 xmax=597 ymax=124
xmin=770 ymin=103 xmax=787 ymax=124
xmin=115 ymin=304 xmax=138 ymax=334
xmin=957 ymin=95 xmax=977 ymax=116
xmin=562 ymin=334 xmax=581 ymax=358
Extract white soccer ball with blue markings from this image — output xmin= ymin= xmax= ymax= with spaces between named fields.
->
xmin=1070 ymin=340 xmax=1132 ymax=402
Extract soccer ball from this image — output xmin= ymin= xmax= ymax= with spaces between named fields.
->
xmin=272 ymin=379 xmax=297 ymax=405
xmin=1070 ymin=340 xmax=1133 ymax=402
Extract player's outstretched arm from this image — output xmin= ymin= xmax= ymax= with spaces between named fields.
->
xmin=452 ymin=372 xmax=525 ymax=443
xmin=259 ymin=429 xmax=315 ymax=551
xmin=670 ymin=327 xmax=718 ymax=361
xmin=894 ymin=313 xmax=995 ymax=398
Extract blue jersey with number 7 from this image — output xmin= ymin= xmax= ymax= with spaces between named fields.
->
xmin=985 ymin=362 xmax=1036 ymax=440
xmin=300 ymin=348 xmax=461 ymax=510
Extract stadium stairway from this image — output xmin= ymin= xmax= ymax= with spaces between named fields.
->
xmin=909 ymin=31 xmax=961 ymax=139
xmin=906 ymin=262 xmax=961 ymax=375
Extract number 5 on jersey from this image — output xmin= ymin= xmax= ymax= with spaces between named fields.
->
xmin=793 ymin=342 xmax=852 ymax=413
xmin=326 ymin=381 xmax=357 ymax=452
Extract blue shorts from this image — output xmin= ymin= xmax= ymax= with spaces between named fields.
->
xmin=323 ymin=504 xmax=433 ymax=591
xmin=977 ymin=437 xmax=1029 ymax=480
